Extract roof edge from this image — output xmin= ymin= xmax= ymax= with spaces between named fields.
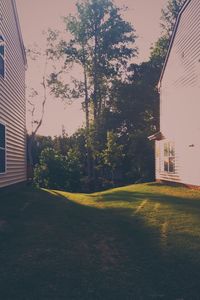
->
xmin=158 ymin=0 xmax=192 ymax=90
xmin=11 ymin=0 xmax=27 ymax=67
xmin=148 ymin=131 xmax=165 ymax=141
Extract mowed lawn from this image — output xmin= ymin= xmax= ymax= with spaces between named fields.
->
xmin=0 ymin=183 xmax=200 ymax=299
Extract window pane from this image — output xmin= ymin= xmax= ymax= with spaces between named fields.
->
xmin=164 ymin=158 xmax=168 ymax=172
xmin=169 ymin=143 xmax=175 ymax=157
xmin=0 ymin=124 xmax=5 ymax=148
xmin=0 ymin=149 xmax=5 ymax=173
xmin=164 ymin=143 xmax=169 ymax=157
xmin=0 ymin=45 xmax=4 ymax=56
xmin=0 ymin=55 xmax=4 ymax=77
xmin=169 ymin=157 xmax=175 ymax=173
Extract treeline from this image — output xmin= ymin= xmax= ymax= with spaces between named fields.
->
xmin=29 ymin=108 xmax=155 ymax=193
xmin=28 ymin=0 xmax=184 ymax=192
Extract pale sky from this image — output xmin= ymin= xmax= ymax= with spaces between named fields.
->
xmin=16 ymin=0 xmax=167 ymax=137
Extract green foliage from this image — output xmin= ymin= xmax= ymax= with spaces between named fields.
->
xmin=27 ymin=135 xmax=54 ymax=165
xmin=30 ymin=0 xmax=187 ymax=193
xmin=150 ymin=35 xmax=170 ymax=70
xmin=34 ymin=147 xmax=82 ymax=191
xmin=150 ymin=0 xmax=185 ymax=70
xmin=48 ymin=0 xmax=137 ymax=108
xmin=65 ymin=0 xmax=136 ymax=75
xmin=101 ymin=131 xmax=124 ymax=185
xmin=102 ymin=131 xmax=124 ymax=169
xmin=161 ymin=0 xmax=185 ymax=36
xmin=124 ymin=131 xmax=155 ymax=182
xmin=47 ymin=0 xmax=137 ymax=186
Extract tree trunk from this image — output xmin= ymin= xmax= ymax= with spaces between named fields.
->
xmin=83 ymin=47 xmax=93 ymax=183
xmin=91 ymin=20 xmax=100 ymax=186
xmin=27 ymin=133 xmax=34 ymax=181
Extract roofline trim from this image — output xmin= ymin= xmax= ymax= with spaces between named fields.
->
xmin=11 ymin=0 xmax=27 ymax=66
xmin=148 ymin=131 xmax=165 ymax=141
xmin=158 ymin=0 xmax=192 ymax=89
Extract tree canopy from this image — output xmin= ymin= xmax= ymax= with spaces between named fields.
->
xmin=47 ymin=0 xmax=137 ymax=185
xmin=32 ymin=0 xmax=185 ymax=192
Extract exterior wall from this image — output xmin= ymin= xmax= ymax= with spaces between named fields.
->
xmin=0 ymin=0 xmax=26 ymax=187
xmin=158 ymin=0 xmax=200 ymax=186
xmin=156 ymin=138 xmax=200 ymax=186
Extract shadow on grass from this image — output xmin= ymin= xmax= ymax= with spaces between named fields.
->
xmin=0 ymin=186 xmax=199 ymax=299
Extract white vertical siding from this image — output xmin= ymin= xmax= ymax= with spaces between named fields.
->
xmin=0 ymin=0 xmax=26 ymax=187
xmin=158 ymin=0 xmax=200 ymax=186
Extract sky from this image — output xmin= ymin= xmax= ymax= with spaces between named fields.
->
xmin=16 ymin=0 xmax=167 ymax=137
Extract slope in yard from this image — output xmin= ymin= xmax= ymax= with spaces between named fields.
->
xmin=0 ymin=183 xmax=200 ymax=299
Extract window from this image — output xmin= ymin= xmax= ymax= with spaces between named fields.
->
xmin=0 ymin=123 xmax=6 ymax=173
xmin=164 ymin=142 xmax=175 ymax=173
xmin=0 ymin=35 xmax=5 ymax=77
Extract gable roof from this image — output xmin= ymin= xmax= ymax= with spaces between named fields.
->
xmin=158 ymin=0 xmax=191 ymax=89
xmin=11 ymin=0 xmax=27 ymax=66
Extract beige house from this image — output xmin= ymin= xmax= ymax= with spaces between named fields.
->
xmin=149 ymin=0 xmax=200 ymax=187
xmin=0 ymin=0 xmax=26 ymax=188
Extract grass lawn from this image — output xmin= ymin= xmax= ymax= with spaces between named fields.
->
xmin=0 ymin=183 xmax=200 ymax=299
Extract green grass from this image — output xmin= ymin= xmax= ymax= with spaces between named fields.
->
xmin=0 ymin=183 xmax=200 ymax=299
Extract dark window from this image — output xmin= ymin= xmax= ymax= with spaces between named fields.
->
xmin=164 ymin=142 xmax=175 ymax=173
xmin=0 ymin=35 xmax=5 ymax=77
xmin=0 ymin=123 xmax=6 ymax=173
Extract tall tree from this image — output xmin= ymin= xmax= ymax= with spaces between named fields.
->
xmin=102 ymin=131 xmax=124 ymax=184
xmin=48 ymin=0 xmax=137 ymax=183
xmin=26 ymin=43 xmax=53 ymax=177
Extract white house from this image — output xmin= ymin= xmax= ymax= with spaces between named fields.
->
xmin=149 ymin=0 xmax=200 ymax=187
xmin=0 ymin=0 xmax=27 ymax=188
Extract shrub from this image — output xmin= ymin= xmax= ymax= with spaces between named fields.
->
xmin=34 ymin=148 xmax=81 ymax=191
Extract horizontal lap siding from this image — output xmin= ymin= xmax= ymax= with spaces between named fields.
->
xmin=0 ymin=0 xmax=26 ymax=188
xmin=162 ymin=0 xmax=200 ymax=90
xmin=159 ymin=0 xmax=200 ymax=186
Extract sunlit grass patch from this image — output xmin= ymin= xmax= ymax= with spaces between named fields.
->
xmin=49 ymin=182 xmax=200 ymax=257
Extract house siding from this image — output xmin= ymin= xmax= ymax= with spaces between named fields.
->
xmin=0 ymin=0 xmax=26 ymax=188
xmin=158 ymin=0 xmax=200 ymax=186
xmin=161 ymin=0 xmax=200 ymax=91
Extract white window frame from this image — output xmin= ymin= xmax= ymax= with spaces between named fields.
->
xmin=0 ymin=122 xmax=6 ymax=174
xmin=164 ymin=141 xmax=175 ymax=173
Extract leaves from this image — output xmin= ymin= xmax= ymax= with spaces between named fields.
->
xmin=48 ymin=0 xmax=137 ymax=116
xmin=161 ymin=0 xmax=185 ymax=36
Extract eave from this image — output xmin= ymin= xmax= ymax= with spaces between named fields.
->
xmin=148 ymin=131 xmax=165 ymax=141
xmin=11 ymin=0 xmax=27 ymax=67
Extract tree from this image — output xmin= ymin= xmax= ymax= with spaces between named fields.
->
xmin=100 ymin=0 xmax=186 ymax=185
xmin=102 ymin=131 xmax=124 ymax=185
xmin=34 ymin=147 xmax=82 ymax=191
xmin=48 ymin=0 xmax=137 ymax=183
xmin=105 ymin=71 xmax=157 ymax=183
xmin=161 ymin=0 xmax=185 ymax=37
xmin=137 ymin=0 xmax=186 ymax=138
xmin=26 ymin=39 xmax=57 ymax=178
xmin=150 ymin=0 xmax=185 ymax=69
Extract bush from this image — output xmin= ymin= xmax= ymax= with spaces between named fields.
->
xmin=34 ymin=148 xmax=81 ymax=192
